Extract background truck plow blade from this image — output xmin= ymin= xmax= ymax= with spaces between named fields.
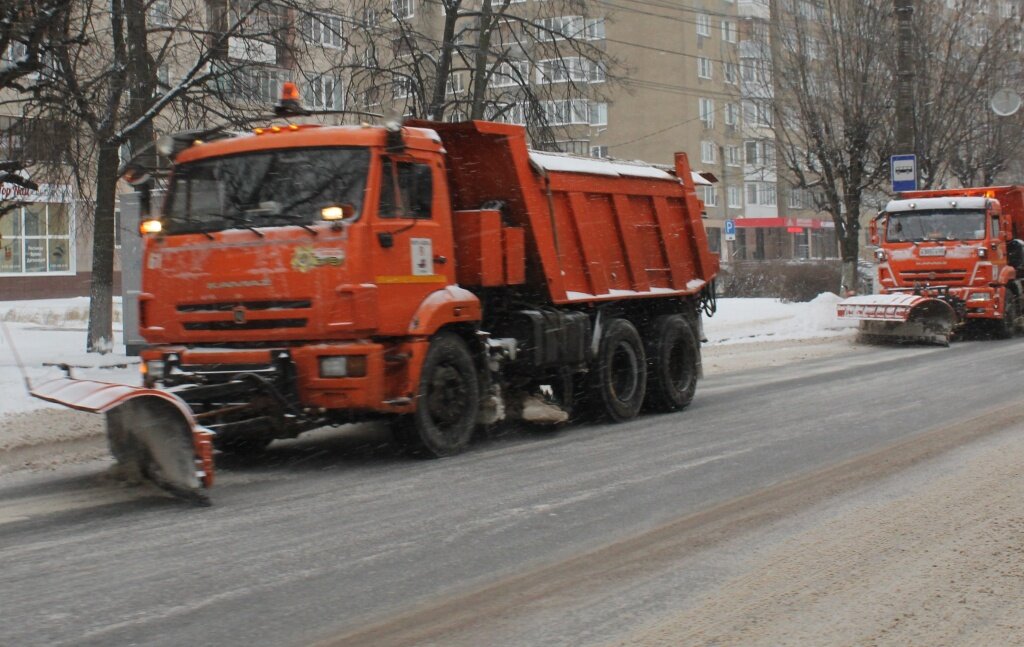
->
xmin=29 ymin=377 xmax=214 ymax=504
xmin=837 ymin=294 xmax=955 ymax=345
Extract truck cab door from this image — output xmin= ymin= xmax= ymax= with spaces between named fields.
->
xmin=371 ymin=154 xmax=455 ymax=337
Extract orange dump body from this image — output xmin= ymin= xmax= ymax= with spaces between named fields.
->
xmin=414 ymin=120 xmax=719 ymax=304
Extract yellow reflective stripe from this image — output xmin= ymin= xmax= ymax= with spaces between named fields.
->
xmin=374 ymin=275 xmax=447 ymax=284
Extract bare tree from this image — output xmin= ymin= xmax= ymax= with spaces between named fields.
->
xmin=770 ymin=0 xmax=895 ymax=294
xmin=21 ymin=0 xmax=359 ymax=351
xmin=344 ymin=0 xmax=614 ymax=148
xmin=0 ymin=0 xmax=73 ymax=217
xmin=910 ymin=0 xmax=1024 ymax=188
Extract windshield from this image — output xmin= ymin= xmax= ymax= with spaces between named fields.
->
xmin=885 ymin=209 xmax=987 ymax=242
xmin=164 ymin=146 xmax=370 ymax=234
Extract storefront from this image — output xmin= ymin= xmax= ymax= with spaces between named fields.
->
xmin=0 ymin=181 xmax=84 ymax=298
xmin=731 ymin=217 xmax=837 ymax=260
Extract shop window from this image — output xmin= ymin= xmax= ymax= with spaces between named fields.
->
xmin=0 ymin=202 xmax=73 ymax=274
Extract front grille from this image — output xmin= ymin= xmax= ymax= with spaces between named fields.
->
xmin=178 ymin=300 xmax=312 ymax=312
xmin=184 ymin=319 xmax=308 ymax=331
xmin=897 ymin=269 xmax=968 ymax=285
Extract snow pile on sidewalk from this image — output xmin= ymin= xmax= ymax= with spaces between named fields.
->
xmin=1 ymin=298 xmax=137 ymax=415
xmin=0 ymin=294 xmax=856 ymax=415
xmin=704 ymin=293 xmax=857 ymax=345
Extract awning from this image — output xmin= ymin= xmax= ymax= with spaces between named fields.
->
xmin=734 ymin=217 xmax=835 ymax=230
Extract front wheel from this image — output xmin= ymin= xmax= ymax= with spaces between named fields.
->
xmin=401 ymin=332 xmax=480 ymax=457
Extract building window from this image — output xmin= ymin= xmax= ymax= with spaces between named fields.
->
xmin=541 ymin=99 xmax=589 ymax=125
xmin=725 ymin=145 xmax=741 ymax=167
xmin=699 ymin=97 xmax=714 ymax=128
xmin=556 ymin=140 xmax=590 ymax=156
xmin=300 ymin=12 xmax=343 ymax=48
xmin=392 ymin=0 xmax=415 ymax=20
xmin=727 ymin=185 xmax=742 ymax=207
xmin=0 ymin=201 xmax=74 ymax=275
xmin=538 ymin=15 xmax=584 ymax=41
xmin=724 ymin=102 xmax=739 ymax=127
xmin=220 ymin=66 xmax=285 ymax=102
xmin=721 ymin=20 xmax=737 ymax=43
xmin=743 ymin=99 xmax=774 ymax=127
xmin=585 ymin=18 xmax=606 ymax=40
xmin=700 ymin=140 xmax=717 ymax=164
xmin=149 ymin=0 xmax=172 ymax=27
xmin=446 ymin=73 xmax=464 ymax=95
xmin=486 ymin=102 xmax=528 ymax=125
xmin=724 ymin=62 xmax=739 ymax=85
xmin=700 ymin=185 xmax=718 ymax=207
xmin=745 ymin=139 xmax=775 ymax=166
xmin=697 ymin=57 xmax=712 ymax=80
xmin=536 ymin=58 xmax=604 ymax=84
xmin=591 ymin=145 xmax=609 ymax=158
xmin=492 ymin=60 xmax=529 ymax=87
xmin=307 ymin=75 xmax=342 ymax=109
xmin=393 ymin=77 xmax=414 ymax=99
xmin=696 ymin=13 xmax=710 ymax=37
xmin=589 ymin=101 xmax=608 ymax=126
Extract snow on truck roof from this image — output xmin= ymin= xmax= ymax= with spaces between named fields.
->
xmin=528 ymin=151 xmax=711 ymax=185
xmin=886 ymin=196 xmax=989 ymax=212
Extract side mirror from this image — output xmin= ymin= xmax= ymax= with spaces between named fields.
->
xmin=869 ymin=215 xmax=881 ymax=246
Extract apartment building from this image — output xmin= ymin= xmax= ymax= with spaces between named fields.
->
xmin=0 ymin=0 xmax=839 ymax=299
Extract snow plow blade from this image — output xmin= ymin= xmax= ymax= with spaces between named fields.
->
xmin=837 ymin=294 xmax=955 ymax=346
xmin=29 ymin=377 xmax=215 ymax=505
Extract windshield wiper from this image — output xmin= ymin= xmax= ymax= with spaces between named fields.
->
xmin=220 ymin=212 xmax=265 ymax=238
xmin=276 ymin=213 xmax=318 ymax=237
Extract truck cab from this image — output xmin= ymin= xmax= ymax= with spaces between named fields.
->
xmin=871 ymin=188 xmax=1023 ymax=328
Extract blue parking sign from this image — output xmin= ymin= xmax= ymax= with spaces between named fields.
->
xmin=724 ymin=219 xmax=736 ymax=241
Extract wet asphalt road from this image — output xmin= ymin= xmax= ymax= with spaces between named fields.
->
xmin=2 ymin=337 xmax=1024 ymax=646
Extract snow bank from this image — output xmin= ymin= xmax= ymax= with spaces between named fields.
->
xmin=1 ymin=298 xmax=137 ymax=415
xmin=0 ymin=294 xmax=855 ymax=416
xmin=704 ymin=293 xmax=857 ymax=345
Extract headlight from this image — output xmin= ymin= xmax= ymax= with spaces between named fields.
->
xmin=874 ymin=248 xmax=887 ymax=262
xmin=319 ymin=356 xmax=367 ymax=378
xmin=143 ymin=359 xmax=165 ymax=377
xmin=968 ymin=292 xmax=991 ymax=302
xmin=977 ymin=247 xmax=988 ymax=258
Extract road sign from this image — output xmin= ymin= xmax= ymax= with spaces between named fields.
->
xmin=724 ymin=219 xmax=736 ymax=241
xmin=891 ymin=154 xmax=917 ymax=193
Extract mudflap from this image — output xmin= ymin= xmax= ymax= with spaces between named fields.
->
xmin=29 ymin=377 xmax=215 ymax=505
xmin=837 ymin=294 xmax=955 ymax=346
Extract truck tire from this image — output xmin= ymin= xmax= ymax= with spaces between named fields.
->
xmin=996 ymin=292 xmax=1019 ymax=339
xmin=593 ymin=318 xmax=647 ymax=422
xmin=404 ymin=332 xmax=480 ymax=457
xmin=644 ymin=315 xmax=698 ymax=412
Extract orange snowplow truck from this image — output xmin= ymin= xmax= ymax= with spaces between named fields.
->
xmin=838 ymin=186 xmax=1024 ymax=344
xmin=32 ymin=117 xmax=718 ymax=503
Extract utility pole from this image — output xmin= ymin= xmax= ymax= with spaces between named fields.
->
xmin=894 ymin=0 xmax=915 ymax=155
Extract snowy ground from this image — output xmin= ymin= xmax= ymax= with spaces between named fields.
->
xmin=0 ymin=294 xmax=858 ymax=474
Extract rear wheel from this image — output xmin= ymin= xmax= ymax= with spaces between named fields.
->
xmin=593 ymin=318 xmax=647 ymax=422
xmin=400 ymin=333 xmax=480 ymax=457
xmin=644 ymin=315 xmax=698 ymax=412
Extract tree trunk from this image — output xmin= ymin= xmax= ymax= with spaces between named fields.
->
xmin=87 ymin=140 xmax=120 ymax=353
xmin=427 ymin=2 xmax=460 ymax=121
xmin=470 ymin=0 xmax=494 ymax=120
